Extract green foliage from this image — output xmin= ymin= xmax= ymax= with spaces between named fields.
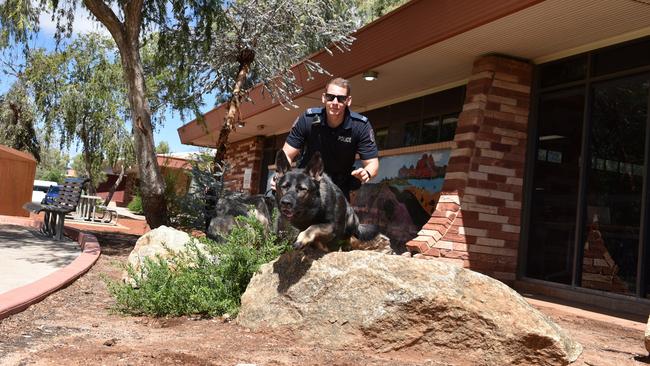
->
xmin=22 ymin=33 xmax=132 ymax=192
xmin=159 ymin=0 xmax=359 ymax=124
xmin=0 ymin=80 xmax=40 ymax=161
xmin=155 ymin=141 xmax=171 ymax=154
xmin=162 ymin=165 xmax=186 ymax=223
xmin=170 ymin=150 xmax=219 ymax=229
xmin=355 ymin=0 xmax=410 ymax=23
xmin=35 ymin=146 xmax=68 ymax=182
xmin=71 ymin=153 xmax=106 ymax=191
xmin=106 ymin=215 xmax=291 ymax=317
xmin=0 ymin=0 xmax=40 ymax=48
xmin=127 ymin=194 xmax=144 ymax=215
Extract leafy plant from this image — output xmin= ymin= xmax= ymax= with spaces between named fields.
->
xmin=169 ymin=149 xmax=221 ymax=230
xmin=127 ymin=194 xmax=144 ymax=215
xmin=106 ymin=215 xmax=291 ymax=317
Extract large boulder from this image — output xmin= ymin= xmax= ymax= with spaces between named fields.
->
xmin=123 ymin=225 xmax=206 ymax=283
xmin=238 ymin=250 xmax=583 ymax=365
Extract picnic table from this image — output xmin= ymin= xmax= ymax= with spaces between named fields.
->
xmin=76 ymin=195 xmax=103 ymax=221
xmin=75 ymin=195 xmax=119 ymax=224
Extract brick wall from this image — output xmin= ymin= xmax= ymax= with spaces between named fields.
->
xmin=223 ymin=136 xmax=265 ymax=195
xmin=406 ymin=54 xmax=533 ymax=283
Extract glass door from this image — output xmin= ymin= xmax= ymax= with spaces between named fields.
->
xmin=526 ymin=89 xmax=585 ymax=284
xmin=581 ymin=76 xmax=649 ymax=295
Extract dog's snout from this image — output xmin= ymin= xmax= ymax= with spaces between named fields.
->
xmin=280 ymin=197 xmax=293 ymax=208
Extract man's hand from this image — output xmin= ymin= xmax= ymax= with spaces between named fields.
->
xmin=351 ymin=167 xmax=372 ymax=183
xmin=270 ymin=173 xmax=278 ymax=191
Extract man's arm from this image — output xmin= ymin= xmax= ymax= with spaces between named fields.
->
xmin=282 ymin=142 xmax=301 ymax=166
xmin=351 ymin=157 xmax=379 ymax=183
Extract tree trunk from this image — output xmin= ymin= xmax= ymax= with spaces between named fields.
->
xmin=213 ymin=52 xmax=253 ymax=172
xmin=83 ymin=0 xmax=168 ymax=228
xmin=83 ymin=151 xmax=96 ymax=195
xmin=80 ymin=122 xmax=96 ymax=195
xmin=103 ymin=164 xmax=125 ymax=206
xmin=120 ymin=46 xmax=168 ymax=228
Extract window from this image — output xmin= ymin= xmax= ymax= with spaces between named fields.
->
xmin=440 ymin=115 xmax=458 ymax=142
xmin=364 ymin=86 xmax=465 ymax=150
xmin=526 ymin=36 xmax=650 ymax=298
xmin=375 ymin=127 xmax=389 ymax=150
xmin=403 ymin=121 xmax=421 ymax=146
xmin=421 ymin=118 xmax=440 ymax=144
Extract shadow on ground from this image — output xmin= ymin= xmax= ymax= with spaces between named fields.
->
xmin=86 ymin=231 xmax=140 ymax=256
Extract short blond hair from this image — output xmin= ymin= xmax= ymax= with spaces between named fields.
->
xmin=326 ymin=77 xmax=351 ymax=96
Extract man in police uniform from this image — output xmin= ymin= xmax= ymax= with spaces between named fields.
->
xmin=278 ymin=77 xmax=379 ymax=200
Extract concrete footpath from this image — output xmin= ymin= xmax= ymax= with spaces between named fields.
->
xmin=0 ymin=225 xmax=80 ymax=294
xmin=0 ymin=217 xmax=101 ymax=319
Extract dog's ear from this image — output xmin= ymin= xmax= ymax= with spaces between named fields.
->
xmin=275 ymin=150 xmax=291 ymax=177
xmin=306 ymin=151 xmax=324 ymax=181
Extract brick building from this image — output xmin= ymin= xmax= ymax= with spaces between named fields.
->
xmin=178 ymin=0 xmax=650 ymax=315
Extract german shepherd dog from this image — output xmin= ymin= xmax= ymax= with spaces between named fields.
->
xmin=275 ymin=150 xmax=379 ymax=251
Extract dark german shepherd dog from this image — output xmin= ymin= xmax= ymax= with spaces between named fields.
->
xmin=275 ymin=150 xmax=379 ymax=251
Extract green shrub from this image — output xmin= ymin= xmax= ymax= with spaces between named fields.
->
xmin=127 ymin=194 xmax=144 ymax=214
xmin=106 ymin=214 xmax=291 ymax=317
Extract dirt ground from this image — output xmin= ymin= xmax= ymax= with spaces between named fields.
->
xmin=1 ymin=229 xmax=649 ymax=366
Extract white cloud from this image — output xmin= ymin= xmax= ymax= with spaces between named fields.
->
xmin=38 ymin=6 xmax=111 ymax=37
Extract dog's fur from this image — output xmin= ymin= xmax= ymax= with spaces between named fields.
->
xmin=275 ymin=150 xmax=379 ymax=251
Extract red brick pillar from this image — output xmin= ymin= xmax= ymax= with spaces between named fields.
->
xmin=406 ymin=55 xmax=533 ymax=282
xmin=223 ymin=136 xmax=265 ymax=194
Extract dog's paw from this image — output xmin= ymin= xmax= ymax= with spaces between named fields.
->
xmin=292 ymin=240 xmax=306 ymax=250
xmin=293 ymin=230 xmax=312 ymax=249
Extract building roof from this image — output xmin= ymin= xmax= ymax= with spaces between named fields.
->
xmin=178 ymin=0 xmax=650 ymax=148
xmin=0 ymin=145 xmax=37 ymax=163
xmin=156 ymin=154 xmax=194 ymax=170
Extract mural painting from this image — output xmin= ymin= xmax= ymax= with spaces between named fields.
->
xmin=350 ymin=149 xmax=451 ymax=253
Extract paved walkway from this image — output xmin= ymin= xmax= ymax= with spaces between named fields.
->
xmin=0 ymin=216 xmax=104 ymax=319
xmin=0 ymin=225 xmax=80 ymax=294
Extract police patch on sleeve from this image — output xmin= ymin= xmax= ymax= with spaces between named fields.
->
xmin=291 ymin=116 xmax=299 ymax=128
xmin=369 ymin=129 xmax=375 ymax=143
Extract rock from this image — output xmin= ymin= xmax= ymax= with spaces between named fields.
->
xmin=207 ymin=192 xmax=274 ymax=241
xmin=645 ymin=314 xmax=650 ymax=354
xmin=103 ymin=338 xmax=117 ymax=346
xmin=349 ymin=234 xmax=393 ymax=254
xmin=123 ymin=225 xmax=206 ymax=284
xmin=238 ymin=250 xmax=582 ymax=365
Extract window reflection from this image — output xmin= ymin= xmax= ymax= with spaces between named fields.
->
xmin=526 ymin=91 xmax=584 ymax=284
xmin=581 ymin=77 xmax=649 ymax=295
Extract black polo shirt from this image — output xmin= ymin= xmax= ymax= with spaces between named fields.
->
xmin=285 ymin=107 xmax=378 ymax=193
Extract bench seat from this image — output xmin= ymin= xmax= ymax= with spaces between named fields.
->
xmin=23 ymin=178 xmax=89 ymax=240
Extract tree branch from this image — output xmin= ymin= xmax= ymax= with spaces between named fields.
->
xmin=82 ymin=0 xmax=125 ymax=47
xmin=124 ymin=0 xmax=144 ymax=46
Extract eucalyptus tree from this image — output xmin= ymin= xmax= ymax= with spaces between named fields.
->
xmin=156 ymin=140 xmax=171 ymax=154
xmin=36 ymin=146 xmax=69 ymax=183
xmin=159 ymin=0 xmax=360 ymax=173
xmin=0 ymin=0 xmax=39 ymax=48
xmin=24 ymin=33 xmax=131 ymax=194
xmin=0 ymin=80 xmax=41 ymax=161
xmin=355 ymin=0 xmax=410 ymax=22
xmin=0 ymin=0 xmax=225 ymax=228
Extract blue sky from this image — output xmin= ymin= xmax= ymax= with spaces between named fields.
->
xmin=0 ymin=7 xmax=206 ymax=155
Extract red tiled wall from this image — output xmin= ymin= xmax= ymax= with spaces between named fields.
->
xmin=406 ymin=54 xmax=533 ymax=283
xmin=223 ymin=136 xmax=265 ymax=195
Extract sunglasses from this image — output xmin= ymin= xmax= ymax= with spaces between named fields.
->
xmin=324 ymin=93 xmax=349 ymax=103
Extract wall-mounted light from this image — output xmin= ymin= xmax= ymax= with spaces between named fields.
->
xmin=362 ymin=70 xmax=379 ymax=81
xmin=236 ymin=120 xmax=246 ymax=128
